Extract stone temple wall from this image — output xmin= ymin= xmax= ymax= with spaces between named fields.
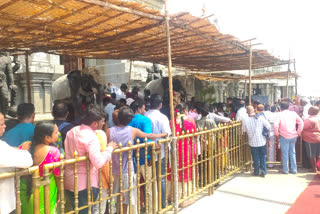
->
xmin=13 ymin=53 xmax=64 ymax=120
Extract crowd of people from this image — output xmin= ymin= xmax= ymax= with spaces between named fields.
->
xmin=1 ymin=82 xmax=320 ymax=214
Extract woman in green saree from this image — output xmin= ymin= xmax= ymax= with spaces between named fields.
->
xmin=20 ymin=121 xmax=61 ymax=214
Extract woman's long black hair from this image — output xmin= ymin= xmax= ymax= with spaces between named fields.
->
xmin=175 ymin=103 xmax=188 ymax=134
xmin=27 ymin=120 xmax=56 ymax=200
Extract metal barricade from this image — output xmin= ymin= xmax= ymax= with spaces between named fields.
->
xmin=266 ymin=135 xmax=303 ymax=166
xmin=0 ymin=122 xmax=252 ymax=214
xmin=156 ymin=121 xmax=251 ymax=213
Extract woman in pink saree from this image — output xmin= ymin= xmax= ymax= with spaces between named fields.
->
xmin=167 ymin=103 xmax=196 ymax=206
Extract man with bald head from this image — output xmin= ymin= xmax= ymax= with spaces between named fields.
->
xmin=302 ymin=106 xmax=320 ymax=172
xmin=243 ymin=105 xmax=271 ymax=177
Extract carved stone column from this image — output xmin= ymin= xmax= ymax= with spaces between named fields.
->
xmin=14 ymin=53 xmax=64 ymax=119
xmin=233 ymin=81 xmax=240 ymax=98
xmin=217 ymin=82 xmax=227 ymax=102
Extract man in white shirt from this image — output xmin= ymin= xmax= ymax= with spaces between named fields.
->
xmin=144 ymin=94 xmax=171 ymax=208
xmin=236 ymin=100 xmax=248 ymax=121
xmin=208 ymin=108 xmax=231 ymax=124
xmin=263 ymin=104 xmax=279 ymax=168
xmin=300 ymin=97 xmax=312 ymax=120
xmin=0 ymin=113 xmax=33 ymax=214
xmin=236 ymin=100 xmax=248 ymax=133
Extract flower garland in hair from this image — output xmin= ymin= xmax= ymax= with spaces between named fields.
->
xmin=175 ymin=112 xmax=188 ymax=130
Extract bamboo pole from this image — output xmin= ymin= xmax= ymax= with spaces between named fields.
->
xmin=25 ymin=52 xmax=31 ymax=103
xmin=127 ymin=60 xmax=133 ymax=90
xmin=185 ymin=70 xmax=188 ymax=101
xmin=243 ymin=80 xmax=247 ymax=99
xmin=294 ymin=59 xmax=297 ymax=96
xmin=164 ymin=0 xmax=178 ymax=213
xmin=286 ymin=52 xmax=291 ymax=98
xmin=248 ymin=48 xmax=252 ymax=105
xmin=77 ymin=0 xmax=163 ymax=20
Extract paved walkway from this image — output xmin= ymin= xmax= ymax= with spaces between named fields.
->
xmin=178 ymin=167 xmax=315 ymax=214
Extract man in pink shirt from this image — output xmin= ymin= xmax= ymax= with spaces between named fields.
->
xmin=274 ymin=102 xmax=304 ymax=174
xmin=64 ymin=104 xmax=117 ymax=214
xmin=302 ymin=106 xmax=320 ymax=172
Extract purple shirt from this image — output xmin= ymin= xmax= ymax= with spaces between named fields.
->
xmin=110 ymin=126 xmax=134 ymax=175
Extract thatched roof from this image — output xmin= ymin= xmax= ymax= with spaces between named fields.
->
xmin=194 ymin=71 xmax=299 ymax=82
xmin=0 ymin=0 xmax=286 ymax=71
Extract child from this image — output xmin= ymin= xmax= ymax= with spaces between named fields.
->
xmin=107 ymin=106 xmax=167 ymax=214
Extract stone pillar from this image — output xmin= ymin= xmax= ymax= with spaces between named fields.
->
xmin=270 ymin=84 xmax=275 ymax=104
xmin=264 ymin=84 xmax=271 ymax=103
xmin=43 ymin=80 xmax=53 ymax=114
xmin=14 ymin=53 xmax=64 ymax=120
xmin=274 ymin=87 xmax=281 ymax=102
xmin=233 ymin=81 xmax=240 ymax=98
xmin=216 ymin=82 xmax=226 ymax=102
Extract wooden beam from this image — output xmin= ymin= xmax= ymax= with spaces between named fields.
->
xmin=0 ymin=0 xmax=20 ymax=11
xmin=34 ymin=20 xmax=163 ymax=52
xmin=164 ymin=3 xmax=177 ymax=214
xmin=249 ymin=48 xmax=252 ymax=105
xmin=2 ymin=4 xmax=93 ymax=39
xmin=294 ymin=59 xmax=297 ymax=96
xmin=23 ymin=11 xmax=126 ymax=46
xmin=76 ymin=0 xmax=164 ymax=20
xmin=171 ymin=19 xmax=249 ymax=52
xmin=25 ymin=52 xmax=31 ymax=103
xmin=127 ymin=60 xmax=133 ymax=90
xmin=0 ymin=0 xmax=68 ymax=33
xmin=286 ymin=52 xmax=291 ymax=98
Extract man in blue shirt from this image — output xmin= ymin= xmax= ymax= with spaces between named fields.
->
xmin=1 ymin=103 xmax=35 ymax=147
xmin=52 ymin=102 xmax=74 ymax=146
xmin=129 ymin=98 xmax=153 ymax=213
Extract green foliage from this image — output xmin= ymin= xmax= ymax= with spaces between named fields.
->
xmin=198 ymin=84 xmax=216 ymax=103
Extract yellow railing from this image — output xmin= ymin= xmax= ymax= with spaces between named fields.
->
xmin=0 ymin=121 xmax=251 ymax=214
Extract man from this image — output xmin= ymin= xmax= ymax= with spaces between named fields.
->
xmin=196 ymin=103 xmax=217 ymax=129
xmin=196 ymin=103 xmax=217 ymax=185
xmin=144 ymin=94 xmax=171 ymax=208
xmin=207 ymin=105 xmax=231 ymax=124
xmin=243 ymin=106 xmax=271 ymax=177
xmin=103 ymin=96 xmax=116 ymax=128
xmin=236 ymin=100 xmax=247 ymax=121
xmin=0 ymin=52 xmax=17 ymax=116
xmin=52 ymin=102 xmax=74 ymax=145
xmin=0 ymin=112 xmax=33 ymax=214
xmin=274 ymin=102 xmax=304 ymax=174
xmin=263 ymin=104 xmax=278 ymax=168
xmin=64 ymin=104 xmax=117 ymax=214
xmin=236 ymin=100 xmax=248 ymax=132
xmin=129 ymin=98 xmax=153 ymax=213
xmin=302 ymin=106 xmax=320 ymax=172
xmin=1 ymin=103 xmax=35 ymax=147
xmin=300 ymin=97 xmax=312 ymax=120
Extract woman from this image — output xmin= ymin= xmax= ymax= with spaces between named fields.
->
xmin=168 ymin=103 xmax=196 ymax=206
xmin=303 ymin=106 xmax=320 ymax=172
xmin=21 ymin=121 xmax=60 ymax=214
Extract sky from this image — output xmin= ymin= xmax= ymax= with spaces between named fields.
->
xmin=168 ymin=0 xmax=320 ymax=96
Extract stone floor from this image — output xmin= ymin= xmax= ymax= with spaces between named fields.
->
xmin=173 ymin=167 xmax=315 ymax=214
